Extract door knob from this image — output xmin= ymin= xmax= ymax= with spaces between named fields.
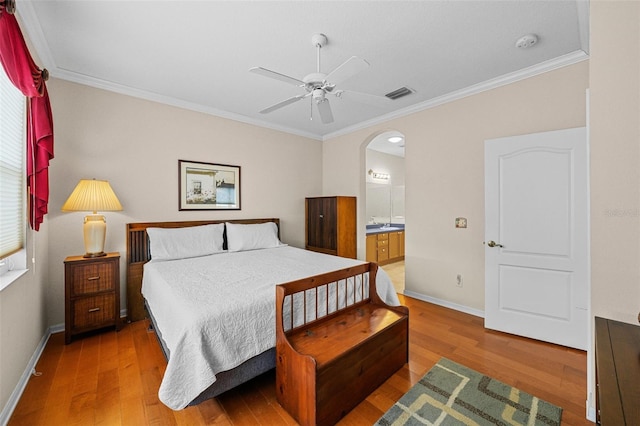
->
xmin=486 ymin=240 xmax=503 ymax=248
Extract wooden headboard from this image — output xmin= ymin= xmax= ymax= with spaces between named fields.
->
xmin=126 ymin=218 xmax=280 ymax=322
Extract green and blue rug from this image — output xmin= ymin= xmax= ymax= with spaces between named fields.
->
xmin=376 ymin=358 xmax=562 ymax=426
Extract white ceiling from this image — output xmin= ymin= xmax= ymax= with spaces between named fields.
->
xmin=17 ymin=1 xmax=589 ymax=141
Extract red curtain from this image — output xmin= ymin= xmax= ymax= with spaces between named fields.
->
xmin=0 ymin=8 xmax=54 ymax=231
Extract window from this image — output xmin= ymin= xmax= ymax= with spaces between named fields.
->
xmin=0 ymin=63 xmax=26 ymax=281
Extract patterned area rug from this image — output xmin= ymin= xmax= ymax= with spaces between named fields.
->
xmin=376 ymin=358 xmax=562 ymax=426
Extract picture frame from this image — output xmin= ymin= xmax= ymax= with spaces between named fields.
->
xmin=178 ymin=160 xmax=241 ymax=210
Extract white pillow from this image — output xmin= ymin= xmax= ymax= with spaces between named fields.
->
xmin=147 ymin=223 xmax=225 ymax=261
xmin=226 ymin=222 xmax=283 ymax=252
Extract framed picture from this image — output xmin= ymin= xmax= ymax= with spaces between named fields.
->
xmin=179 ymin=160 xmax=241 ymax=210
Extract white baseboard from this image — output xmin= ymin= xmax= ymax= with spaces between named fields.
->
xmin=50 ymin=323 xmax=64 ymax=334
xmin=586 ymin=399 xmax=596 ymax=422
xmin=402 ymin=289 xmax=485 ymax=318
xmin=402 ymin=290 xmax=596 ymax=423
xmin=0 ymin=326 xmax=54 ymax=426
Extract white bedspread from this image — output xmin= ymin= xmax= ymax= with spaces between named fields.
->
xmin=141 ymin=246 xmax=399 ymax=409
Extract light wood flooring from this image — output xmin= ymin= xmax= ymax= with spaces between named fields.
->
xmin=9 ymin=295 xmax=590 ymax=425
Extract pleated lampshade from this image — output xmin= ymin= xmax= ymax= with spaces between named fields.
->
xmin=61 ymin=179 xmax=123 ymax=213
xmin=62 ymin=179 xmax=123 ymax=257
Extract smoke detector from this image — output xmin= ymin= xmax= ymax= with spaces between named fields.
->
xmin=515 ymin=34 xmax=538 ymax=49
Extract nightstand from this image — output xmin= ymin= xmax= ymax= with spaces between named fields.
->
xmin=64 ymin=252 xmax=121 ymax=344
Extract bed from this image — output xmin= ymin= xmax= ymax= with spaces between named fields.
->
xmin=126 ymin=218 xmax=400 ymax=410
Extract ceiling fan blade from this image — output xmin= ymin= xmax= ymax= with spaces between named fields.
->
xmin=259 ymin=94 xmax=308 ymax=114
xmin=325 ymin=56 xmax=369 ymax=85
xmin=249 ymin=67 xmax=305 ymax=87
xmin=337 ymin=89 xmax=392 ymax=107
xmin=316 ymin=99 xmax=334 ymax=124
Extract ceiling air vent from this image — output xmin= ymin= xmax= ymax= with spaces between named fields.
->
xmin=385 ymin=87 xmax=414 ymax=100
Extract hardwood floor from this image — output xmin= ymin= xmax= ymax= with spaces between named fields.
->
xmin=9 ymin=296 xmax=590 ymax=425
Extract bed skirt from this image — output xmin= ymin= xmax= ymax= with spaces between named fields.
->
xmin=145 ymin=300 xmax=276 ymax=407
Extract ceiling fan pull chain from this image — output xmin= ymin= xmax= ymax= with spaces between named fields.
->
xmin=310 ymin=96 xmax=313 ymax=121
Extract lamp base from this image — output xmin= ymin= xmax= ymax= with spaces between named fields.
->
xmin=83 ymin=214 xmax=107 ymax=257
xmin=83 ymin=252 xmax=107 ymax=258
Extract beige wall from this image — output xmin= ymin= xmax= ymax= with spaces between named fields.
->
xmin=589 ymin=0 xmax=640 ymax=324
xmin=45 ymin=79 xmax=322 ymax=326
xmin=325 ymin=61 xmax=589 ymax=311
xmin=587 ymin=1 xmax=640 ymax=417
xmin=0 ymin=225 xmax=49 ymax=415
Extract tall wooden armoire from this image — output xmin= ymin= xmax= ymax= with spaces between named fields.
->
xmin=305 ymin=196 xmax=356 ymax=259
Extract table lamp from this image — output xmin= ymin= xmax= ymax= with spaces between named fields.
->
xmin=61 ymin=179 xmax=123 ymax=257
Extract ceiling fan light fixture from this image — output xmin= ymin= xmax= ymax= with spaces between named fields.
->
xmin=312 ymin=88 xmax=325 ymax=102
xmin=250 ymin=32 xmax=387 ymax=124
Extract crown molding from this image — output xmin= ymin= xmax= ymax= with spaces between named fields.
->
xmin=322 ymin=50 xmax=589 ymax=141
xmin=17 ymin=0 xmax=588 ymax=143
xmin=16 ymin=2 xmax=323 ymax=141
xmin=576 ymin=0 xmax=590 ymax=54
xmin=15 ymin=2 xmax=56 ymax=68
xmin=51 ymin=67 xmax=323 ymax=141
xmin=48 ymin=50 xmax=588 ymax=144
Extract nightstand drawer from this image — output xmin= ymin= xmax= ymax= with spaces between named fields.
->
xmin=72 ymin=294 xmax=116 ymax=329
xmin=70 ymin=262 xmax=114 ymax=295
xmin=65 ymin=252 xmax=120 ymax=344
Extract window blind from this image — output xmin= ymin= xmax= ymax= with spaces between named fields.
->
xmin=0 ymin=64 xmax=26 ymax=259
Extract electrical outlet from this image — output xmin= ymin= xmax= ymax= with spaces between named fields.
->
xmin=456 ymin=274 xmax=463 ymax=287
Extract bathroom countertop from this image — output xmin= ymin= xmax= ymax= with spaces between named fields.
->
xmin=366 ymin=224 xmax=405 ymax=235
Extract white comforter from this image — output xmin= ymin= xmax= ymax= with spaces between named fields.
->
xmin=141 ymin=246 xmax=399 ymax=410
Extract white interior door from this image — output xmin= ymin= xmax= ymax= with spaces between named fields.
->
xmin=485 ymin=127 xmax=588 ymax=350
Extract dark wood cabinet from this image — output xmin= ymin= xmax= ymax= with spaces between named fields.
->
xmin=594 ymin=316 xmax=640 ymax=425
xmin=64 ymin=253 xmax=121 ymax=344
xmin=305 ymin=196 xmax=356 ymax=259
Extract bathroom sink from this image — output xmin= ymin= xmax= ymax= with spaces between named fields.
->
xmin=378 ymin=226 xmax=402 ymax=231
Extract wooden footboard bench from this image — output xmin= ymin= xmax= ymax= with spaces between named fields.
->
xmin=275 ymin=262 xmax=409 ymax=426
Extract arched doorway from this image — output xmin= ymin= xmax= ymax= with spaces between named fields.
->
xmin=364 ymin=131 xmax=405 ymax=293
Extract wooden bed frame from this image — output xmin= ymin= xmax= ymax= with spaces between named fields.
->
xmin=125 ymin=218 xmax=280 ymax=406
xmin=125 ymin=218 xmax=402 ymax=409
xmin=126 ymin=218 xmax=279 ymax=322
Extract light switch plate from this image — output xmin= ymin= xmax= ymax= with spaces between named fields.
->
xmin=455 ymin=217 xmax=467 ymax=228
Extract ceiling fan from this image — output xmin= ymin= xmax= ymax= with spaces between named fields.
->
xmin=249 ymin=33 xmax=389 ymax=124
